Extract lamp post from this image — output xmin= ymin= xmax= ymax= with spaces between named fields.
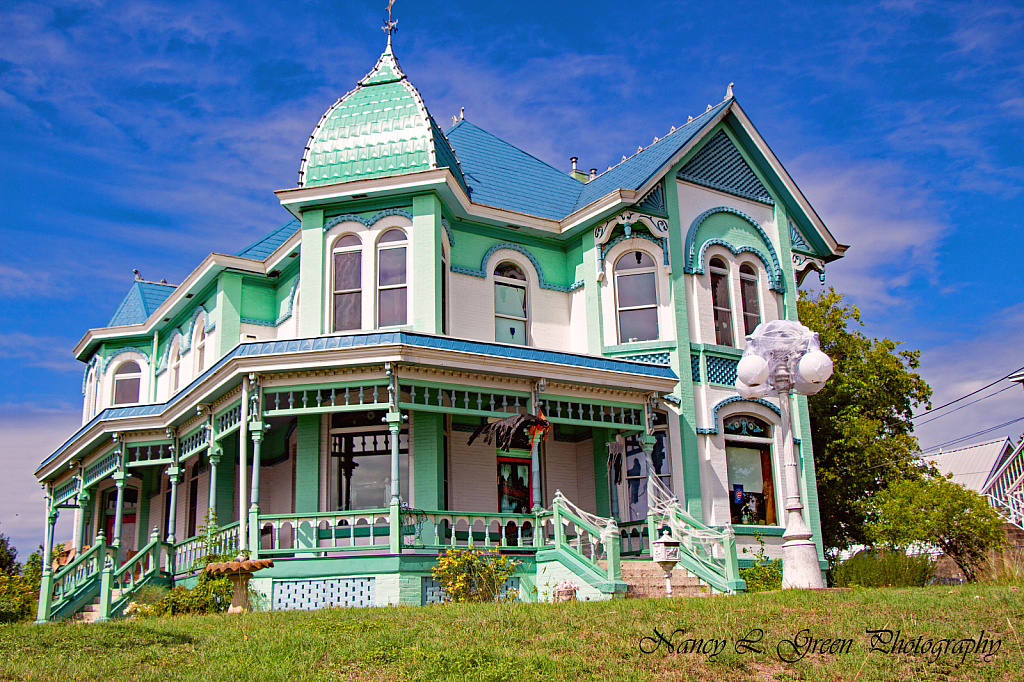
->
xmin=652 ymin=530 xmax=681 ymax=597
xmin=735 ymin=320 xmax=833 ymax=589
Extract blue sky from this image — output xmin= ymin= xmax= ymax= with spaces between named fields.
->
xmin=1 ymin=0 xmax=1022 ymax=556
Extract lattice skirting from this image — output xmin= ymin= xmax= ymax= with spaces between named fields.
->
xmin=272 ymin=577 xmax=376 ymax=610
xmin=421 ymin=577 xmax=520 ymax=605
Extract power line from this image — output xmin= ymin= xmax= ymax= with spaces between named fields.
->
xmin=912 ymin=365 xmax=1024 ymax=420
xmin=914 ymin=384 xmax=1018 ymax=426
xmin=918 ymin=416 xmax=1024 ymax=455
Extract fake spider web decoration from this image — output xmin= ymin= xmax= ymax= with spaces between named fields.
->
xmin=646 ymin=456 xmax=731 ymax=564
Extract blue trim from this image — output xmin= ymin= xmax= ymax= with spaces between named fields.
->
xmin=38 ymin=331 xmax=677 ymax=472
xmin=699 ymin=396 xmax=781 ymax=435
xmin=600 ymin=232 xmax=669 ymax=273
xmin=636 ymin=182 xmax=668 ymax=217
xmin=451 ymin=242 xmax=575 ymax=292
xmin=789 ymin=221 xmax=810 ymax=252
xmin=100 ymin=347 xmax=150 ymax=374
xmin=683 ymin=207 xmax=785 ymax=293
xmin=441 ymin=218 xmax=454 ymax=249
xmin=321 ymin=208 xmax=413 ymax=233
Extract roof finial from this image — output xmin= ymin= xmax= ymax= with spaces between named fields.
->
xmin=382 ymin=0 xmax=398 ymax=47
xmin=725 ymin=82 xmax=734 ymax=100
xmin=460 ymin=107 xmax=464 ymax=120
xmin=133 ymin=269 xmax=142 ymax=281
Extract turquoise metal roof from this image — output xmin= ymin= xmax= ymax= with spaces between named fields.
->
xmin=107 ymin=281 xmax=176 ymax=327
xmin=445 ymin=120 xmax=584 ymax=220
xmin=39 ymin=331 xmax=677 ymax=472
xmin=444 ymin=101 xmax=728 ymax=220
xmin=299 ymin=41 xmax=467 ymax=193
xmin=236 ymin=218 xmax=300 ymax=260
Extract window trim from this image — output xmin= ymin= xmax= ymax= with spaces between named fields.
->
xmin=111 ymin=359 xmax=143 ymax=406
xmin=493 ymin=260 xmax=529 ymax=346
xmin=192 ymin=317 xmax=207 ymax=376
xmin=375 ymin=229 xmax=408 ymax=328
xmin=739 ymin=262 xmax=761 ymax=336
xmin=709 ymin=256 xmax=734 ymax=347
xmin=722 ymin=412 xmax=778 ymax=527
xmin=613 ymin=250 xmax=660 ymax=344
xmin=331 ymin=233 xmax=363 ymax=332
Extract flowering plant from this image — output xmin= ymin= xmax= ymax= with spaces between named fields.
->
xmin=555 ymin=580 xmax=579 ymax=592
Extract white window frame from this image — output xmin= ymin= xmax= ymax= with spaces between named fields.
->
xmin=493 ymin=260 xmax=529 ymax=346
xmin=111 ymin=359 xmax=143 ymax=407
xmin=613 ymin=250 xmax=660 ymax=344
xmin=331 ymin=233 xmax=363 ymax=333
xmin=738 ymin=261 xmax=762 ymax=337
xmin=375 ymin=229 xmax=409 ymax=329
xmin=708 ymin=256 xmax=734 ymax=347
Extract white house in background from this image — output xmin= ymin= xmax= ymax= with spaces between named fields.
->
xmin=931 ymin=437 xmax=1024 ymax=531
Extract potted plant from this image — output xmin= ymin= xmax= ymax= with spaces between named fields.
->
xmin=552 ymin=580 xmax=579 ymax=602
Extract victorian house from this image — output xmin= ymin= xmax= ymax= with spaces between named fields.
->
xmin=34 ymin=35 xmax=845 ymax=620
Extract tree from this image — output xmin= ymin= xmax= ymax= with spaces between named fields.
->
xmin=865 ymin=475 xmax=1004 ymax=581
xmin=0 ymin=533 xmax=18 ymax=576
xmin=798 ymin=288 xmax=933 ymax=560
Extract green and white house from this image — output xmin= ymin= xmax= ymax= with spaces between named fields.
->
xmin=33 ymin=37 xmax=846 ymax=620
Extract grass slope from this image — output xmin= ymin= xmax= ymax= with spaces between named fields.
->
xmin=2 ymin=586 xmax=1022 ymax=681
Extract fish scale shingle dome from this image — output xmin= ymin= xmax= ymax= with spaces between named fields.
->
xmin=298 ymin=39 xmax=466 ymax=191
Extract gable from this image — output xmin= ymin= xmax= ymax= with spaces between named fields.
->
xmin=677 ymin=130 xmax=773 ymax=205
xmin=684 ymin=207 xmax=785 ymax=292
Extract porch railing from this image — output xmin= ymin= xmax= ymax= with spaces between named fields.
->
xmin=43 ymin=533 xmax=107 ymax=621
xmin=650 ymin=506 xmax=744 ymax=593
xmin=988 ymin=492 xmax=1024 ymax=532
xmin=544 ymin=492 xmax=621 ymax=585
xmin=172 ymin=521 xmax=240 ymax=576
xmin=256 ymin=510 xmax=392 ymax=555
xmin=403 ymin=510 xmax=536 ymax=550
xmin=618 ymin=520 xmax=650 ymax=557
xmin=110 ymin=530 xmax=167 ymax=617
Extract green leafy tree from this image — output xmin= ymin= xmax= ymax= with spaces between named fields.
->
xmin=798 ymin=288 xmax=933 ymax=559
xmin=864 ymin=475 xmax=1004 ymax=582
xmin=0 ymin=533 xmax=18 ymax=576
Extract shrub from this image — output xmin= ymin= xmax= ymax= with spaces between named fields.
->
xmin=739 ymin=532 xmax=782 ymax=592
xmin=831 ymin=549 xmax=934 ymax=588
xmin=0 ymin=550 xmax=43 ymax=623
xmin=431 ymin=548 xmax=520 ymax=603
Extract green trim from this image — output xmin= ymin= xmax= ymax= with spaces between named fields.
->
xmin=413 ymin=412 xmax=444 ymax=509
xmin=215 ymin=273 xmax=242 ymax=358
xmin=412 ymin=194 xmax=443 ymax=333
xmin=664 ymin=167 xmax=703 ymax=519
xmin=294 ymin=415 xmax=319 ymax=513
xmin=733 ymin=525 xmax=785 ymax=537
xmin=299 ymin=209 xmax=324 ymax=336
xmin=602 ymin=340 xmax=678 ymax=355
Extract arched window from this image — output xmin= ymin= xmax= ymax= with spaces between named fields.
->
xmin=112 ymin=361 xmax=141 ymax=405
xmin=193 ymin=322 xmax=207 ymax=375
xmin=332 ymin=234 xmax=362 ymax=332
xmin=739 ymin=263 xmax=761 ymax=336
xmin=724 ymin=414 xmax=776 ymax=526
xmin=376 ymin=229 xmax=407 ymax=327
xmin=170 ymin=340 xmax=182 ymax=393
xmin=709 ymin=257 xmax=733 ymax=346
xmin=614 ymin=251 xmax=659 ymax=344
xmin=493 ymin=262 xmax=527 ymax=345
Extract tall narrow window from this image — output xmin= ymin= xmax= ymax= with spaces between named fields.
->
xmin=493 ymin=262 xmax=527 ymax=345
xmin=376 ymin=229 xmax=407 ymax=327
xmin=170 ymin=341 xmax=182 ymax=392
xmin=186 ymin=461 xmax=201 ymax=539
xmin=112 ymin=361 xmax=141 ymax=405
xmin=615 ymin=251 xmax=659 ymax=344
xmin=739 ymin=263 xmax=761 ymax=335
xmin=193 ymin=323 xmax=206 ymax=375
xmin=709 ymin=257 xmax=733 ymax=346
xmin=332 ymin=234 xmax=362 ymax=332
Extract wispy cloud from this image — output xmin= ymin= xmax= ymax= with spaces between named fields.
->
xmin=0 ymin=332 xmax=82 ymax=372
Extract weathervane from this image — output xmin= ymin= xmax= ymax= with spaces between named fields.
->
xmin=382 ymin=0 xmax=398 ymax=40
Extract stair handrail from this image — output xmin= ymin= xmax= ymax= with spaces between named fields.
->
xmin=109 ymin=529 xmax=165 ymax=617
xmin=648 ymin=474 xmax=745 ymax=593
xmin=50 ymin=534 xmax=106 ymax=603
xmin=551 ymin=491 xmax=620 ymax=583
xmin=987 ymin=492 xmax=1024 ymax=532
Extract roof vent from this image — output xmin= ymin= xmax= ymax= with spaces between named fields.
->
xmin=569 ymin=157 xmax=588 ymax=183
xmin=589 ymin=168 xmax=597 ymax=181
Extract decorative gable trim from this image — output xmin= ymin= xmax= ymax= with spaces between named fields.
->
xmin=789 ymin=220 xmax=811 ymax=252
xmin=636 ymin=181 xmax=669 ymax=217
xmin=441 ymin=218 xmax=454 ymax=249
xmin=450 ymin=242 xmax=575 ymax=292
xmin=684 ymin=207 xmax=785 ymax=293
xmin=677 ymin=130 xmax=774 ymax=205
xmin=321 ymin=208 xmax=413 ymax=233
xmin=696 ymin=396 xmax=780 ymax=434
xmin=101 ymin=346 xmax=151 ymax=374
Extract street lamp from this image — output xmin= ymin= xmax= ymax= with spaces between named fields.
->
xmin=651 ymin=530 xmax=681 ymax=597
xmin=734 ymin=320 xmax=833 ymax=589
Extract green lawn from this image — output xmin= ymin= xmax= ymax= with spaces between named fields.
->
xmin=2 ymin=586 xmax=1022 ymax=681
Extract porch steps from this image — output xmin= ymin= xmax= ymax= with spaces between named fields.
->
xmin=605 ymin=559 xmax=707 ymax=598
xmin=74 ymin=589 xmax=126 ymax=624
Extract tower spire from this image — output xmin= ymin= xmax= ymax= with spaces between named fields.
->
xmin=382 ymin=0 xmax=398 ymax=49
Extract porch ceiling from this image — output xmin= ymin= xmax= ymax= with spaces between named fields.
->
xmin=37 ymin=332 xmax=678 ymax=481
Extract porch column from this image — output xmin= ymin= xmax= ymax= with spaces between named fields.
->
xmin=248 ymin=422 xmax=264 ymax=556
xmin=35 ymin=492 xmax=57 ymax=623
xmin=165 ymin=466 xmax=181 ymax=544
xmin=76 ymin=489 xmax=92 ymax=553
xmin=207 ymin=444 xmax=221 ymax=522
xmin=530 ymin=433 xmax=542 ymax=512
xmin=110 ymin=471 xmax=127 ymax=558
xmin=387 ymin=412 xmax=402 ymax=555
xmin=238 ymin=376 xmax=250 ymax=551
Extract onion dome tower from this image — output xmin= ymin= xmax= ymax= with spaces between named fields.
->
xmin=297 ymin=34 xmax=466 ymax=191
